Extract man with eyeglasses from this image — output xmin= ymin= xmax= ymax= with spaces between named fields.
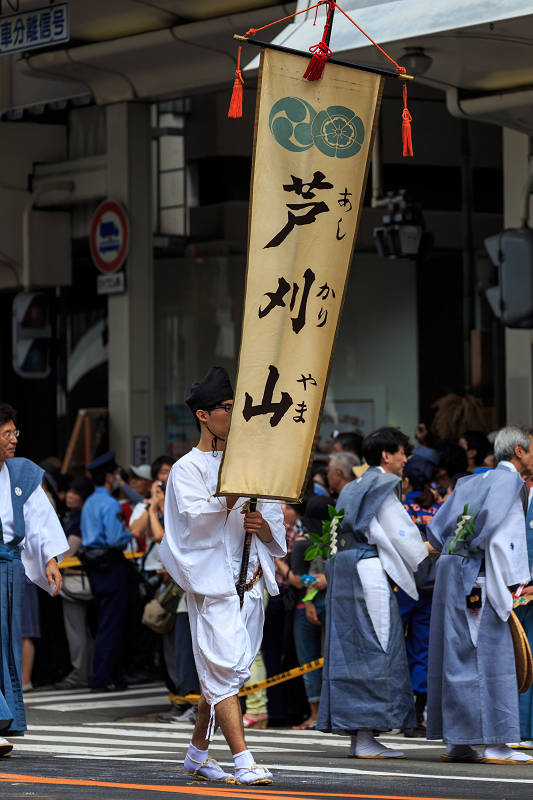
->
xmin=160 ymin=366 xmax=286 ymax=785
xmin=0 ymin=401 xmax=68 ymax=755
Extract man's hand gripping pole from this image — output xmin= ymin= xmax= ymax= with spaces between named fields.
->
xmin=237 ymin=498 xmax=257 ymax=609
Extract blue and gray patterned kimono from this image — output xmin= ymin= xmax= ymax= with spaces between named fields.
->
xmin=317 ymin=467 xmax=428 ymax=735
xmin=0 ymin=458 xmax=67 ymax=737
xmin=427 ymin=462 xmax=530 ymax=745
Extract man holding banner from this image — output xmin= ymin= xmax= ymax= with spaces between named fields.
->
xmin=160 ymin=366 xmax=286 ymax=786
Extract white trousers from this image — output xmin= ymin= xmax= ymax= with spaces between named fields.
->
xmin=357 ymin=558 xmax=391 ymax=652
xmin=187 ymin=577 xmax=265 ymax=707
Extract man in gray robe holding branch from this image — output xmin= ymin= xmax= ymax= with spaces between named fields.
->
xmin=427 ymin=424 xmax=533 ymax=765
xmin=317 ymin=427 xmax=437 ymax=758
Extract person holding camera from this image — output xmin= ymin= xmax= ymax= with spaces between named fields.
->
xmin=81 ymin=451 xmax=131 ymax=692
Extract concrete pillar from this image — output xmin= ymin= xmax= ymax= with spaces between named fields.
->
xmin=503 ymin=129 xmax=533 ymax=425
xmin=106 ymin=103 xmax=154 ymax=464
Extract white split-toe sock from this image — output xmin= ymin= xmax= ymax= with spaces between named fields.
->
xmin=184 ymin=742 xmax=234 ymax=782
xmin=233 ymin=749 xmax=273 ymax=784
xmin=442 ymin=744 xmax=483 ymax=761
xmin=484 ymin=744 xmax=533 ymax=763
xmin=352 ymin=731 xmax=406 ymax=759
xmin=519 ymin=740 xmax=533 ymax=749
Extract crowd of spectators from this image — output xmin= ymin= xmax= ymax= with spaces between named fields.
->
xmin=24 ymin=423 xmax=494 ymax=729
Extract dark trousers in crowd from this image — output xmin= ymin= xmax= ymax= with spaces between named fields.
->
xmin=174 ymin=611 xmax=199 ymax=696
xmin=293 ymin=590 xmax=326 ymax=704
xmin=262 ymin=590 xmax=308 ymax=724
xmin=120 ymin=562 xmax=156 ymax=681
xmin=397 ymin=588 xmax=432 ymax=694
xmin=88 ymin=561 xmax=128 ymax=689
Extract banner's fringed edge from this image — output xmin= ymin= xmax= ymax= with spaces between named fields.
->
xmin=402 ymin=83 xmax=413 ymax=157
xmin=228 ymin=45 xmax=244 ymax=118
xmin=230 ymin=0 xmax=414 ymax=156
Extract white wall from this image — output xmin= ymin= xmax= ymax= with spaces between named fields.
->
xmin=329 ymin=253 xmax=419 ymax=438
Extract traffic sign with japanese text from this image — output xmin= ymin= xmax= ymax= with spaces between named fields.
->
xmin=0 ymin=3 xmax=69 ymax=55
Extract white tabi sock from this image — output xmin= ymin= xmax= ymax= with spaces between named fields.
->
xmin=233 ymin=749 xmax=273 ymax=785
xmin=485 ymin=744 xmax=533 ymax=762
xmin=445 ymin=744 xmax=483 ymax=759
xmin=184 ymin=742 xmax=233 ymax=781
xmin=355 ymin=730 xmax=405 ymax=758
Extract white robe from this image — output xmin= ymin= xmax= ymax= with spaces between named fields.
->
xmin=160 ymin=448 xmax=286 ymax=598
xmin=159 ymin=447 xmax=286 ymax=712
xmin=0 ymin=464 xmax=68 ymax=593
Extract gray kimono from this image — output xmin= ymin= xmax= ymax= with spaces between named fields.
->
xmin=427 ymin=463 xmax=530 ymax=744
xmin=317 ymin=467 xmax=425 ymax=735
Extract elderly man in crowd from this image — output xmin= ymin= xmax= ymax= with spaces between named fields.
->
xmin=0 ymin=401 xmax=68 ymax=754
xmin=427 ymin=424 xmax=533 ymax=764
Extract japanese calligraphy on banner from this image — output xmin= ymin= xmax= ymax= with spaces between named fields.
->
xmin=0 ymin=3 xmax=69 ymax=56
xmin=217 ymin=47 xmax=384 ymax=501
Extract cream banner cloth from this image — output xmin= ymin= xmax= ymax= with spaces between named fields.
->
xmin=218 ymin=47 xmax=383 ymax=501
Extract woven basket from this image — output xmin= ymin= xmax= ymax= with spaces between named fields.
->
xmin=509 ymin=611 xmax=533 ymax=694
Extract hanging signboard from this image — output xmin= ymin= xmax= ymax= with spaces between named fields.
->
xmin=217 ymin=46 xmax=383 ymax=502
xmin=0 ymin=3 xmax=69 ymax=56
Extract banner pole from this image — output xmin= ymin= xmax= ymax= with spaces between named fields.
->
xmin=233 ymin=35 xmax=413 ymax=81
xmin=237 ymin=498 xmax=257 ymax=609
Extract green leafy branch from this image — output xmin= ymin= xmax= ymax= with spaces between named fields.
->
xmin=447 ymin=503 xmax=480 ymax=554
xmin=304 ymin=505 xmax=345 ymax=562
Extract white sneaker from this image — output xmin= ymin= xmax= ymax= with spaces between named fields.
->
xmin=0 ymin=739 xmax=13 ymax=757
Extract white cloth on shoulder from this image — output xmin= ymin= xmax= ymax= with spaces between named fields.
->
xmin=366 ymin=489 xmax=428 ymax=600
xmin=0 ymin=464 xmax=68 ymax=593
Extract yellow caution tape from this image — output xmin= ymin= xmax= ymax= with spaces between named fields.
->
xmin=168 ymin=657 xmax=324 ymax=705
xmin=59 ymin=551 xmax=144 ymax=569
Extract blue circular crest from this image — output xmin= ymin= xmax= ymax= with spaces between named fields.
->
xmin=311 ymin=106 xmax=365 ymax=158
xmin=269 ymin=97 xmax=316 ymax=153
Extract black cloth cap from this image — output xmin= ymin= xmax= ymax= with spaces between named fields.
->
xmin=185 ymin=366 xmax=234 ymax=415
xmin=300 ymin=495 xmax=335 ymax=536
xmin=69 ymin=476 xmax=95 ymax=501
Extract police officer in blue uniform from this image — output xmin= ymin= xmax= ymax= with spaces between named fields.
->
xmin=81 ymin=452 xmax=131 ymax=692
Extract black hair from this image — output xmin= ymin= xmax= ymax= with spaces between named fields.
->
xmin=434 ymin=440 xmax=468 ymax=479
xmin=334 ymin=431 xmax=363 ymax=460
xmin=362 ymin=426 xmax=411 ymax=467
xmin=151 ymin=454 xmax=176 ymax=480
xmin=0 ymin=402 xmax=17 ymax=427
xmin=459 ymin=429 xmax=490 ymax=466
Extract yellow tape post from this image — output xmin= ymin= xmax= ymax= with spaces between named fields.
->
xmin=59 ymin=551 xmax=143 ymax=569
xmin=169 ymin=657 xmax=323 ymax=705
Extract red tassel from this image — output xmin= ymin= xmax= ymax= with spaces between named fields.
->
xmin=402 ymin=83 xmax=413 ymax=157
xmin=303 ymin=45 xmax=331 ymax=81
xmin=228 ymin=46 xmax=244 ymax=119
xmin=303 ymin=1 xmax=334 ymax=82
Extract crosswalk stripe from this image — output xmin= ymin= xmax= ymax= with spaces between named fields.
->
xmin=31 ymin=695 xmax=169 ymax=712
xmin=24 ymin=686 xmax=168 ymax=706
xmin=20 ymin=734 xmax=316 ymax=754
xmin=23 ymin=682 xmax=164 ymax=702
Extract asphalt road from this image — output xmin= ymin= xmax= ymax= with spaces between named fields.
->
xmin=1 ymin=683 xmax=532 ymax=800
